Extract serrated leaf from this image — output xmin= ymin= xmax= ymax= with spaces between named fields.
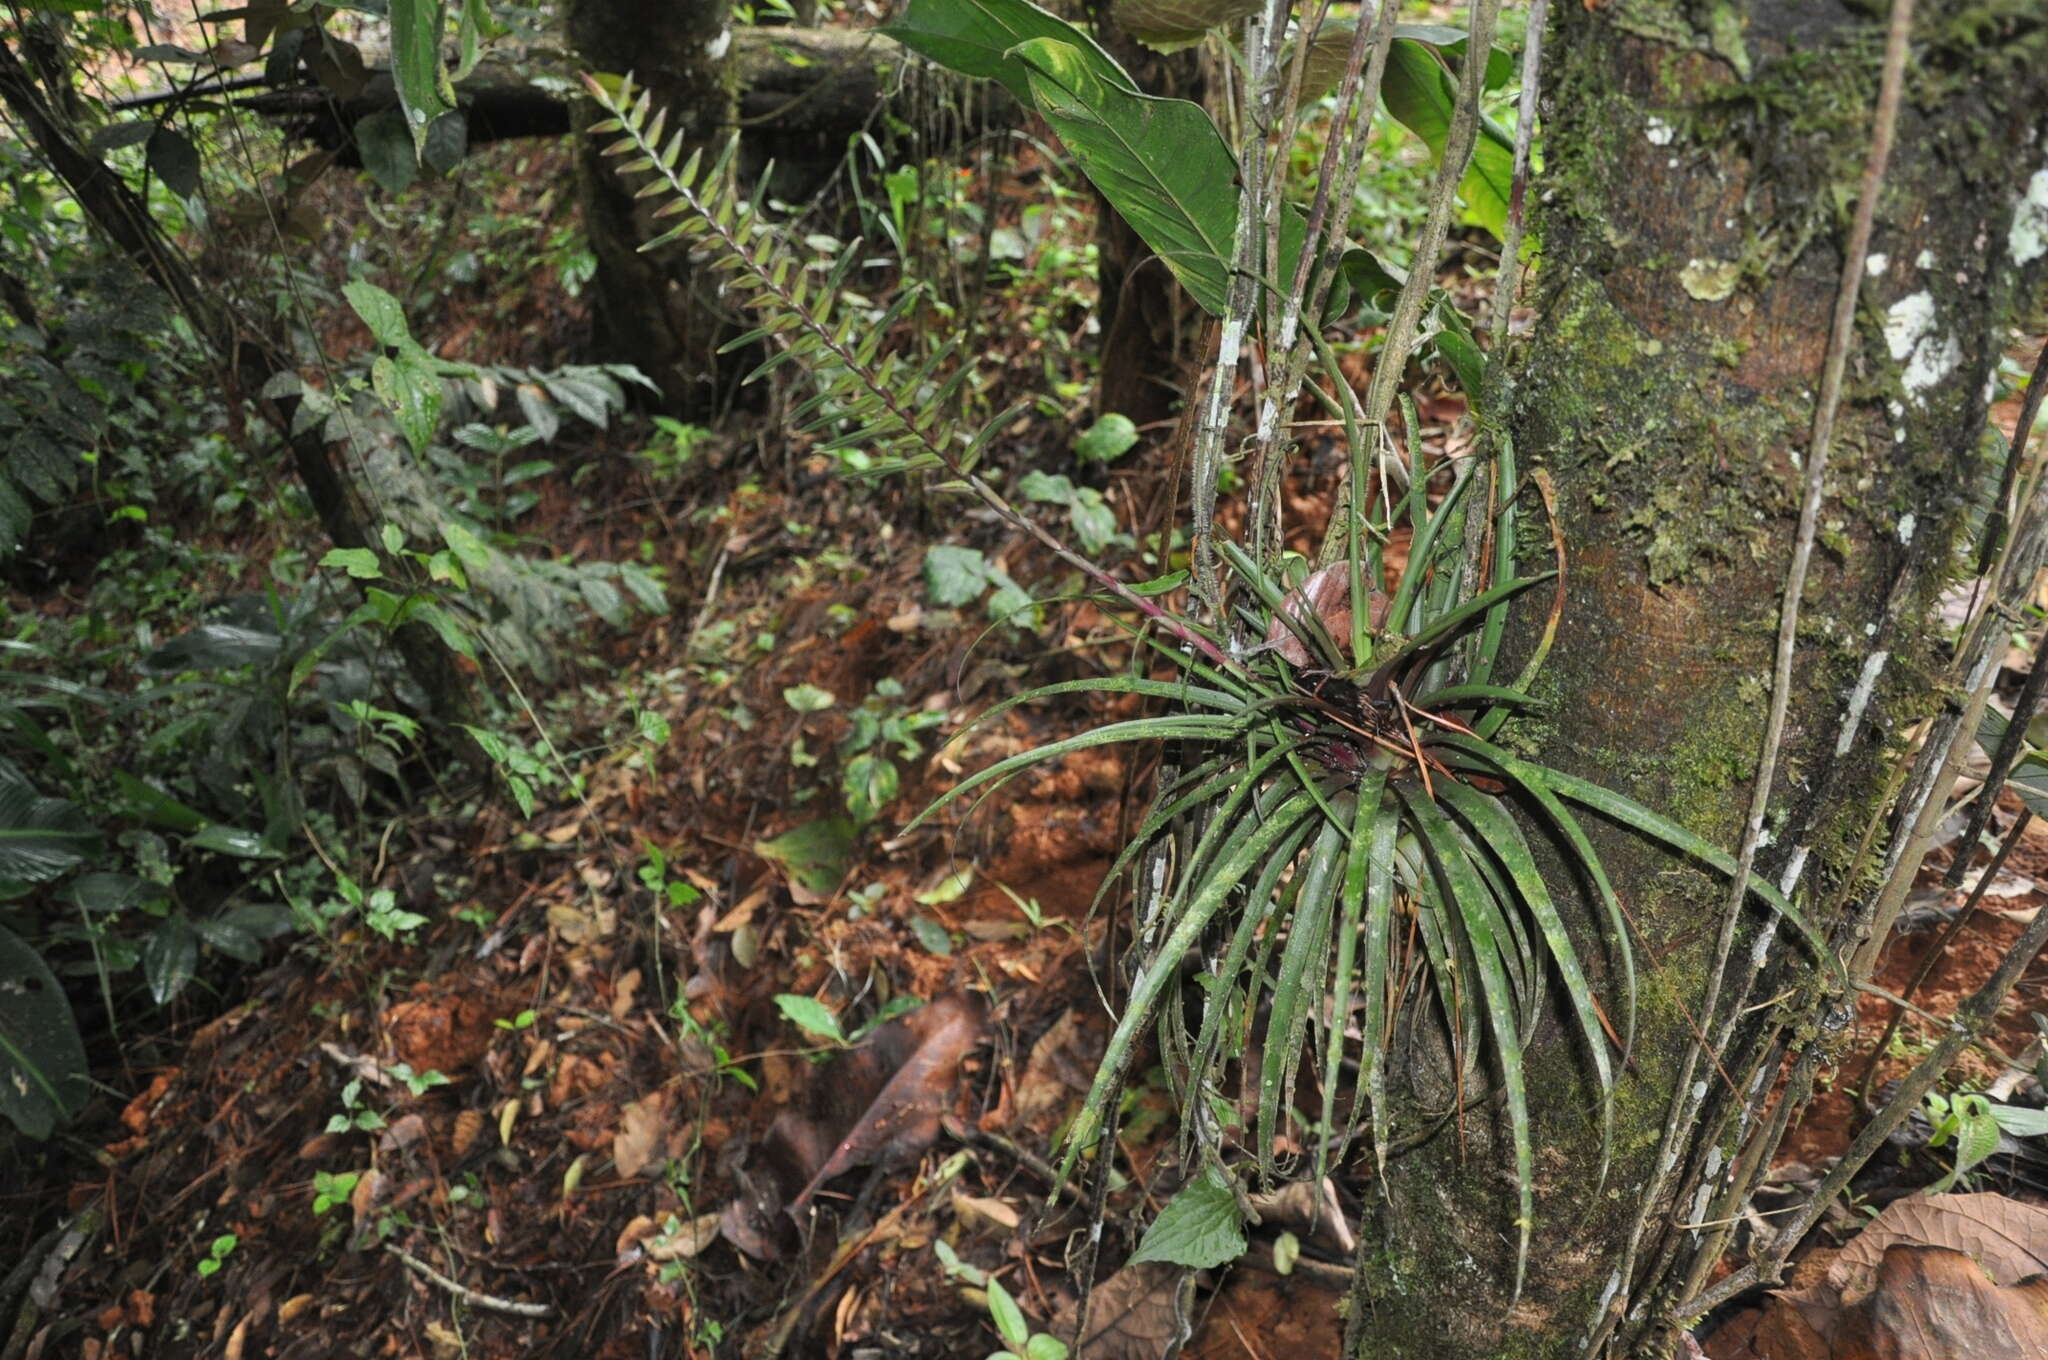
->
xmin=783 ymin=683 xmax=836 ymax=713
xmin=754 ymin=818 xmax=855 ymax=899
xmin=1130 ymin=1166 xmax=1244 ymax=1268
xmin=320 ymin=547 xmax=383 ymax=580
xmin=354 ymin=109 xmax=417 ymax=193
xmin=371 ymin=353 xmax=443 ymax=455
xmin=343 ymin=280 xmax=411 ymax=349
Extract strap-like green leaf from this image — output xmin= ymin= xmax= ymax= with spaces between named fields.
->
xmin=904 ymin=714 xmax=1249 ymax=832
xmin=1058 ymin=789 xmax=1320 ymax=1187
xmin=1258 ymin=805 xmax=1349 ymax=1180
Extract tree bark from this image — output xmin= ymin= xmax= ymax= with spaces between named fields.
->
xmin=1089 ymin=14 xmax=1207 ymax=430
xmin=1347 ymin=4 xmax=2048 ymax=1356
xmin=206 ymin=29 xmax=935 ymax=165
xmin=566 ymin=0 xmax=738 ymax=415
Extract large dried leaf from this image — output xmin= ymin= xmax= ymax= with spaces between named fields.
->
xmin=1777 ymin=1192 xmax=2048 ymax=1343
xmin=785 ymin=994 xmax=987 ymax=1215
xmin=1827 ymin=1193 xmax=2048 ymax=1296
xmin=1052 ymin=1263 xmax=1191 ymax=1360
xmin=1109 ymin=0 xmax=1260 ymax=53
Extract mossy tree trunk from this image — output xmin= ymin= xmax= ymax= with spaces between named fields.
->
xmin=568 ymin=0 xmax=737 ymax=416
xmin=1349 ymin=4 xmax=2047 ymax=1356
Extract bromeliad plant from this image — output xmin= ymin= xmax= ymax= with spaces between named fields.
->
xmin=581 ymin=0 xmax=1831 ymax=1300
xmin=908 ymin=453 xmax=1827 ymax=1293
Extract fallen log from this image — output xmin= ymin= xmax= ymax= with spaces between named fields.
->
xmin=118 ymin=28 xmax=993 ymax=160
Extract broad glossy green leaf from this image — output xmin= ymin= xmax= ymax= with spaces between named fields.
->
xmin=1010 ymin=38 xmax=1306 ymax=318
xmin=142 ymin=917 xmax=198 ymax=1004
xmin=882 ymin=0 xmax=1134 ymax=104
xmin=388 ymin=0 xmax=454 ymax=157
xmin=1379 ymin=38 xmax=1516 ymax=239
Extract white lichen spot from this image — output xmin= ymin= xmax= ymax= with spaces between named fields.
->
xmin=1645 ymin=116 xmax=1675 ymax=146
xmin=1884 ymin=291 xmax=1936 ymax=361
xmin=2010 ymin=167 xmax=2048 ymax=265
xmin=1898 ymin=512 xmax=1916 ymax=544
xmin=1914 ymin=248 xmax=1935 ymax=270
xmin=1680 ymin=258 xmax=1740 ymax=302
xmin=1864 ymin=252 xmax=1887 ymax=277
xmin=1883 ymin=291 xmax=1961 ymax=401
xmin=706 ymin=26 xmax=732 ymax=60
xmin=1836 ymin=650 xmax=1889 ymax=756
xmin=1905 ymin=334 xmax=1963 ymax=396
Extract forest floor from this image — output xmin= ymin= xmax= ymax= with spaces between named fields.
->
xmin=11 ymin=129 xmax=2048 ymax=1360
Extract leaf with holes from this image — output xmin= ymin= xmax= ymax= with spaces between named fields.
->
xmin=0 ymin=922 xmax=88 ymax=1139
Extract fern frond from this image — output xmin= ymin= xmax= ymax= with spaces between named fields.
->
xmin=580 ymin=71 xmax=1240 ymax=673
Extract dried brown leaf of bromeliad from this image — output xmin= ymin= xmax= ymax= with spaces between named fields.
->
xmin=1262 ymin=564 xmax=1391 ymax=669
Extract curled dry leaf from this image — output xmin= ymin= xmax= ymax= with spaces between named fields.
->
xmin=451 ymin=1108 xmax=487 ymax=1158
xmin=1011 ymin=1008 xmax=1104 ymax=1140
xmin=1262 ymin=564 xmax=1391 ymax=668
xmin=644 ymin=1212 xmax=723 ymax=1262
xmin=612 ymin=1092 xmax=672 ymax=1179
